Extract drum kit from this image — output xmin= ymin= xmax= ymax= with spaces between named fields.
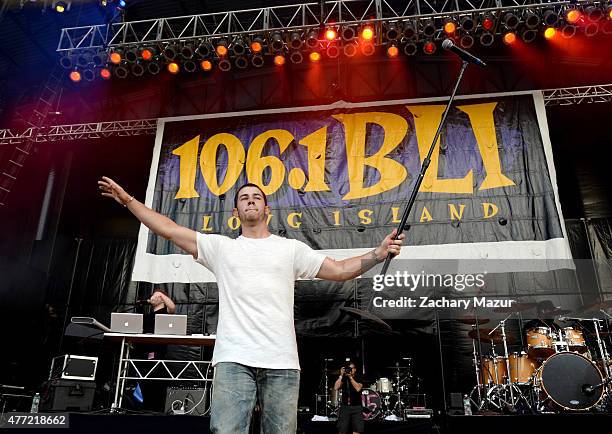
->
xmin=468 ymin=300 xmax=612 ymax=413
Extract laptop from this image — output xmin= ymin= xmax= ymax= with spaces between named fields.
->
xmin=154 ymin=314 xmax=187 ymax=335
xmin=110 ymin=313 xmax=143 ymax=333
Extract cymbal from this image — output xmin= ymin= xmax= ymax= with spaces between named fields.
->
xmin=493 ymin=302 xmax=537 ymax=313
xmin=539 ymin=307 xmax=571 ymax=316
xmin=384 ymin=366 xmax=411 ymax=370
xmin=468 ymin=328 xmax=517 ymax=344
xmin=339 ymin=307 xmax=392 ymax=331
xmin=577 ymin=300 xmax=612 ymax=313
xmin=456 ymin=316 xmax=490 ymax=325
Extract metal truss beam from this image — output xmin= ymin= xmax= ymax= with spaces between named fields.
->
xmin=57 ymin=0 xmax=593 ymax=51
xmin=1 ymin=83 xmax=610 ymax=146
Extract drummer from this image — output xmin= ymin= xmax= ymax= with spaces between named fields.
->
xmin=523 ymin=300 xmax=564 ymax=331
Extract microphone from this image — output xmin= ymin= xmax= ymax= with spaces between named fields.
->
xmin=442 ymin=39 xmax=487 ymax=67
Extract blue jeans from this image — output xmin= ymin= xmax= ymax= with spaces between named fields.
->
xmin=210 ymin=362 xmax=300 ymax=434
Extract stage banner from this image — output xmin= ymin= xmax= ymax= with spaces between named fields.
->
xmin=132 ymin=91 xmax=572 ymax=283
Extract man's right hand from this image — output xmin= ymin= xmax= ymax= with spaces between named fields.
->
xmin=98 ymin=176 xmax=131 ymax=206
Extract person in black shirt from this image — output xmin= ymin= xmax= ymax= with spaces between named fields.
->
xmin=333 ymin=361 xmax=363 ymax=434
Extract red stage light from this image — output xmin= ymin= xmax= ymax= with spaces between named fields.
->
xmin=167 ymin=62 xmax=180 ymax=74
xmin=69 ymin=70 xmax=81 ymax=82
xmin=200 ymin=60 xmax=212 ymax=71
xmin=274 ymin=55 xmax=285 ymax=66
xmin=141 ymin=49 xmax=153 ymax=60
xmin=423 ymin=41 xmax=436 ymax=54
xmin=250 ymin=41 xmax=263 ymax=53
xmin=361 ymin=26 xmax=374 ymax=41
xmin=109 ymin=52 xmax=122 ymax=64
xmin=566 ymin=9 xmax=581 ymax=24
xmin=387 ymin=45 xmax=399 ymax=58
xmin=503 ymin=32 xmax=517 ymax=45
xmin=325 ymin=28 xmax=337 ymax=41
xmin=309 ymin=51 xmax=321 ymax=62
xmin=443 ymin=21 xmax=456 ymax=34
xmin=100 ymin=68 xmax=111 ymax=79
xmin=482 ymin=17 xmax=495 ymax=31
xmin=544 ymin=27 xmax=556 ymax=39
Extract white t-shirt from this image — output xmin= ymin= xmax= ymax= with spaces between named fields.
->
xmin=195 ymin=232 xmax=326 ymax=370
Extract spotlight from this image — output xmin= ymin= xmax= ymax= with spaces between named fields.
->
xmin=325 ymin=28 xmax=337 ymax=41
xmin=117 ymin=0 xmax=126 ymax=9
xmin=326 ymin=44 xmax=340 ymax=58
xmin=443 ymin=19 xmax=457 ymax=35
xmin=76 ymin=52 xmax=92 ymax=67
xmin=197 ymin=42 xmax=211 ymax=57
xmin=603 ymin=20 xmax=612 ymax=35
xmin=167 ymin=62 xmax=180 ymax=74
xmin=100 ymin=67 xmax=112 ymax=80
xmin=584 ymin=22 xmax=600 ymax=37
xmin=459 ymin=33 xmax=474 ymax=49
xmin=83 ymin=69 xmax=95 ymax=82
xmin=503 ymin=12 xmax=520 ymax=30
xmin=131 ymin=62 xmax=145 ymax=76
xmin=289 ymin=32 xmax=303 ymax=50
xmin=147 ymin=61 xmax=160 ymax=75
xmin=69 ymin=69 xmax=81 ymax=82
xmin=164 ymin=44 xmax=178 ymax=60
xmin=544 ymin=27 xmax=556 ymax=39
xmin=219 ymin=58 xmax=231 ymax=71
xmin=52 ymin=1 xmax=70 ymax=13
xmin=59 ymin=54 xmax=73 ymax=69
xmin=403 ymin=20 xmax=416 ymax=39
xmin=306 ymin=30 xmax=319 ymax=49
xmin=140 ymin=48 xmax=154 ymax=61
xmin=109 ymin=51 xmax=122 ymax=64
xmin=565 ymin=9 xmax=581 ymax=25
xmin=184 ymin=60 xmax=197 ymax=72
xmin=274 ymin=54 xmax=286 ymax=65
xmin=523 ymin=11 xmax=540 ymax=29
xmin=250 ymin=38 xmax=264 ymax=53
xmin=503 ymin=31 xmax=517 ymax=45
xmin=289 ymin=51 xmax=303 ymax=64
xmin=521 ymin=29 xmax=538 ymax=43
xmin=561 ymin=25 xmax=577 ymax=38
xmin=586 ymin=6 xmax=603 ymax=21
xmin=361 ymin=42 xmax=375 ymax=56
xmin=125 ymin=47 xmax=138 ymax=63
xmin=386 ymin=45 xmax=399 ymax=58
xmin=234 ymin=56 xmax=248 ymax=69
xmin=385 ymin=22 xmax=400 ymax=40
xmin=422 ymin=20 xmax=436 ymax=38
xmin=92 ymin=52 xmax=104 ymax=67
xmin=343 ymin=43 xmax=357 ymax=57
xmin=543 ymin=10 xmax=559 ymax=26
xmin=114 ymin=62 xmax=129 ymax=78
xmin=200 ymin=60 xmax=213 ymax=71
xmin=460 ymin=15 xmax=475 ymax=32
xmin=181 ymin=44 xmax=194 ymax=59
xmin=403 ymin=41 xmax=417 ymax=56
xmin=361 ymin=25 xmax=374 ymax=41
xmin=231 ymin=38 xmax=247 ymax=56
xmin=215 ymin=39 xmax=228 ymax=57
xmin=341 ymin=26 xmax=356 ymax=41
xmin=423 ymin=40 xmax=436 ymax=55
xmin=481 ymin=14 xmax=495 ymax=31
xmin=607 ymin=5 xmax=612 ymax=20
xmin=479 ymin=31 xmax=494 ymax=46
xmin=271 ymin=32 xmax=285 ymax=52
xmin=252 ymin=54 xmax=265 ymax=68
xmin=309 ymin=51 xmax=321 ymax=62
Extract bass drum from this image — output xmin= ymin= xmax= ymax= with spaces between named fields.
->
xmin=535 ymin=352 xmax=604 ymax=411
xmin=361 ymin=389 xmax=381 ymax=420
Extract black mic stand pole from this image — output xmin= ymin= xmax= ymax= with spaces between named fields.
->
xmin=380 ymin=60 xmax=470 ymax=276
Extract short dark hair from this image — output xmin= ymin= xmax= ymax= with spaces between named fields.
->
xmin=233 ymin=183 xmax=267 ymax=208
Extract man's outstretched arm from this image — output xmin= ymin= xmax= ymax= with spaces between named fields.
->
xmin=98 ymin=176 xmax=197 ymax=257
xmin=316 ymin=229 xmax=405 ymax=282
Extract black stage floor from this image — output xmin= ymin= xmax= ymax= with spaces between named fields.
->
xmin=3 ymin=413 xmax=611 ymax=434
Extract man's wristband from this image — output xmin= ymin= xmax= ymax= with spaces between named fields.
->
xmin=123 ymin=195 xmax=134 ymax=207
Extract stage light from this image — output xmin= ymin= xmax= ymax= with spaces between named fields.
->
xmin=184 ymin=60 xmax=197 ymax=72
xmin=423 ymin=40 xmax=436 ymax=55
xmin=503 ymin=32 xmax=517 ymax=45
xmin=83 ymin=69 xmax=95 ymax=82
xmin=75 ymin=52 xmax=91 ymax=67
xmin=561 ymin=24 xmax=577 ymax=38
xmin=385 ymin=22 xmax=400 ymax=40
xmin=586 ymin=6 xmax=603 ymax=21
xmin=566 ymin=9 xmax=581 ymax=25
xmin=326 ymin=44 xmax=340 ymax=58
xmin=584 ymin=22 xmax=600 ymax=37
xmin=289 ymin=32 xmax=303 ymax=50
xmin=460 ymin=33 xmax=474 ymax=49
xmin=325 ymin=28 xmax=337 ymax=41
xmin=140 ymin=48 xmax=153 ymax=61
xmin=403 ymin=20 xmax=416 ymax=39
xmin=69 ymin=70 xmax=81 ymax=82
xmin=147 ymin=61 xmax=160 ymax=75
xmin=250 ymin=39 xmax=264 ymax=53
xmin=403 ymin=41 xmax=417 ymax=56
xmin=460 ymin=15 xmax=475 ymax=32
xmin=109 ymin=51 xmax=122 ymax=64
xmin=544 ymin=27 xmax=556 ymax=39
xmin=386 ymin=45 xmax=399 ymax=58
xmin=200 ymin=60 xmax=213 ymax=71
xmin=289 ymin=51 xmax=303 ymax=64
xmin=521 ymin=29 xmax=538 ymax=43
xmin=309 ymin=51 xmax=321 ymax=62
xmin=503 ymin=12 xmax=519 ymax=30
xmin=274 ymin=54 xmax=285 ymax=66
xmin=479 ymin=31 xmax=494 ymax=46
xmin=361 ymin=42 xmax=375 ymax=56
xmin=231 ymin=38 xmax=247 ymax=56
xmin=543 ymin=10 xmax=559 ymax=26
xmin=524 ymin=11 xmax=540 ymax=29
xmin=125 ymin=47 xmax=138 ymax=63
xmin=181 ymin=44 xmax=194 ymax=59
xmin=119 ymin=0 xmax=126 ymax=7
xmin=422 ymin=20 xmax=436 ymax=38
xmin=482 ymin=14 xmax=495 ymax=31
xmin=252 ymin=54 xmax=264 ymax=68
xmin=343 ymin=43 xmax=357 ymax=57
xmin=306 ymin=30 xmax=319 ymax=49
xmin=115 ymin=63 xmax=128 ymax=79
xmin=607 ymin=5 xmax=612 ymax=20
xmin=53 ymin=1 xmax=70 ymax=13
xmin=341 ymin=26 xmax=356 ymax=41
xmin=443 ymin=19 xmax=457 ymax=35
xmin=100 ymin=67 xmax=111 ymax=80
xmin=131 ymin=62 xmax=145 ymax=76
xmin=361 ymin=25 xmax=374 ymax=41
xmin=271 ymin=32 xmax=285 ymax=52
xmin=218 ymin=58 xmax=231 ymax=71
xmin=164 ymin=44 xmax=178 ymax=60
xmin=197 ymin=42 xmax=211 ymax=57
xmin=92 ymin=52 xmax=104 ymax=67
xmin=215 ymin=39 xmax=228 ymax=57
xmin=167 ymin=62 xmax=180 ymax=74
xmin=60 ymin=54 xmax=73 ymax=69
xmin=603 ymin=19 xmax=612 ymax=35
xmin=232 ymin=56 xmax=247 ymax=69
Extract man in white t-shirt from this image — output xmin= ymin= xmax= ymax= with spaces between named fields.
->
xmin=99 ymin=177 xmax=404 ymax=433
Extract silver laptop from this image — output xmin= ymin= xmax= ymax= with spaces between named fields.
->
xmin=110 ymin=313 xmax=143 ymax=333
xmin=154 ymin=314 xmax=187 ymax=335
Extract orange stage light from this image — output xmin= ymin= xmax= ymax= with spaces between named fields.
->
xmin=200 ymin=60 xmax=212 ymax=71
xmin=109 ymin=52 xmax=121 ymax=64
xmin=444 ymin=21 xmax=456 ymax=34
xmin=361 ymin=26 xmax=374 ymax=41
xmin=503 ymin=32 xmax=517 ymax=45
xmin=141 ymin=49 xmax=153 ymax=60
xmin=309 ymin=51 xmax=321 ymax=62
xmin=274 ymin=55 xmax=285 ymax=66
xmin=69 ymin=70 xmax=81 ymax=82
xmin=387 ymin=45 xmax=399 ymax=57
xmin=216 ymin=45 xmax=228 ymax=57
xmin=167 ymin=62 xmax=180 ymax=74
xmin=325 ymin=29 xmax=337 ymax=41
xmin=544 ymin=27 xmax=556 ymax=39
xmin=566 ymin=9 xmax=581 ymax=24
xmin=250 ymin=41 xmax=262 ymax=53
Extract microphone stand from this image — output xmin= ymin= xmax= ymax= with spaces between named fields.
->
xmin=380 ymin=61 xmax=470 ymax=276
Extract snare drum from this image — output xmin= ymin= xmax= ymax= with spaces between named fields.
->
xmin=562 ymin=327 xmax=587 ymax=353
xmin=481 ymin=356 xmax=507 ymax=385
xmin=526 ymin=327 xmax=555 ymax=359
xmin=508 ymin=352 xmax=538 ymax=384
xmin=375 ymin=378 xmax=393 ymax=393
